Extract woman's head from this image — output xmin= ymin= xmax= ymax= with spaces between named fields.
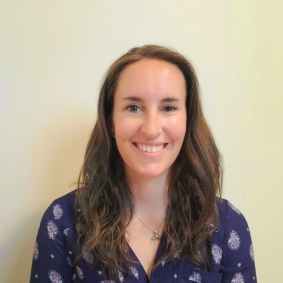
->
xmin=94 ymin=45 xmax=203 ymax=178
xmin=112 ymin=58 xmax=187 ymax=181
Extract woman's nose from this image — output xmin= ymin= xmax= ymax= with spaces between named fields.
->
xmin=140 ymin=111 xmax=162 ymax=139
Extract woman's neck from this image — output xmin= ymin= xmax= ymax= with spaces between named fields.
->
xmin=126 ymin=173 xmax=169 ymax=219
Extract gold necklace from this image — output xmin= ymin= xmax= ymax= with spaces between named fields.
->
xmin=134 ymin=213 xmax=162 ymax=240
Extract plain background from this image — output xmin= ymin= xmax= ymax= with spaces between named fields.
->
xmin=1 ymin=1 xmax=282 ymax=282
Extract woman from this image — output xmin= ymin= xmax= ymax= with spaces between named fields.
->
xmin=30 ymin=45 xmax=257 ymax=283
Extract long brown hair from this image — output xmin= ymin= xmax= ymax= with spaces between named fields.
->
xmin=75 ymin=45 xmax=222 ymax=280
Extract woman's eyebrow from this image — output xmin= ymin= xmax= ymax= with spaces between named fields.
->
xmin=161 ymin=97 xmax=179 ymax=102
xmin=122 ymin=96 xmax=142 ymax=102
xmin=122 ymin=96 xmax=180 ymax=102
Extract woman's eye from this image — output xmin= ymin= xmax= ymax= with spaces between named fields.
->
xmin=126 ymin=105 xmax=141 ymax=112
xmin=163 ymin=106 xmax=176 ymax=112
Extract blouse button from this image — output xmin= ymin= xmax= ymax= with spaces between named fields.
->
xmin=174 ymin=274 xmax=177 ymax=278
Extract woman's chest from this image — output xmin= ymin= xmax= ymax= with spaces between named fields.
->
xmin=73 ymin=259 xmax=222 ymax=283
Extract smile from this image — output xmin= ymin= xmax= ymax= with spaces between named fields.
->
xmin=135 ymin=143 xmax=166 ymax=153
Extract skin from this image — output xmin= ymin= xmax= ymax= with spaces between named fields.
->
xmin=112 ymin=58 xmax=187 ymax=278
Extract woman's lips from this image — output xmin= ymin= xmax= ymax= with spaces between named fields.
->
xmin=134 ymin=143 xmax=167 ymax=153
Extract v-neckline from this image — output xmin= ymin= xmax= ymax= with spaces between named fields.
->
xmin=127 ymin=234 xmax=166 ymax=282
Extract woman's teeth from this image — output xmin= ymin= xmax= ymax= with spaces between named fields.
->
xmin=137 ymin=144 xmax=164 ymax=153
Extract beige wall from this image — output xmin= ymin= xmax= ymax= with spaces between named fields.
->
xmin=1 ymin=1 xmax=282 ymax=282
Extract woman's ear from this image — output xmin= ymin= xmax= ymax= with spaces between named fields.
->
xmin=107 ymin=119 xmax=115 ymax=138
xmin=108 ymin=123 xmax=115 ymax=138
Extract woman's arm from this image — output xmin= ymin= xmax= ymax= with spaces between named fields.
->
xmin=219 ymin=200 xmax=257 ymax=283
xmin=30 ymin=194 xmax=76 ymax=282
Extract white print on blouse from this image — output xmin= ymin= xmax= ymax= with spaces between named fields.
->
xmin=228 ymin=201 xmax=242 ymax=215
xmin=47 ymin=220 xmax=58 ymax=240
xmin=53 ymin=204 xmax=63 ymax=220
xmin=228 ymin=230 xmax=241 ymax=250
xmin=211 ymin=244 xmax=222 ymax=264
xmin=174 ymin=251 xmax=179 ymax=258
xmin=48 ymin=270 xmax=63 ymax=283
xmin=98 ymin=270 xmax=103 ymax=275
xmin=231 ymin=272 xmax=245 ymax=283
xmin=63 ymin=228 xmax=70 ymax=236
xmin=118 ymin=271 xmax=125 ymax=282
xmin=189 ymin=271 xmax=202 ymax=282
xmin=250 ymin=244 xmax=254 ymax=261
xmin=130 ymin=266 xmax=139 ymax=279
xmin=76 ymin=265 xmax=84 ymax=279
xmin=33 ymin=241 xmax=39 ymax=260
xmin=82 ymin=245 xmax=94 ymax=264
xmin=67 ymin=256 xmax=72 ymax=266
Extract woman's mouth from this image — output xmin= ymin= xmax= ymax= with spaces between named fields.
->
xmin=134 ymin=143 xmax=166 ymax=153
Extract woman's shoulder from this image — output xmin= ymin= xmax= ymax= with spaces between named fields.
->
xmin=216 ymin=197 xmax=243 ymax=217
xmin=215 ymin=197 xmax=250 ymax=233
xmin=40 ymin=190 xmax=77 ymax=231
xmin=51 ymin=189 xmax=76 ymax=207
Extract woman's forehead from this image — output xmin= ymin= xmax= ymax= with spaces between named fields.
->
xmin=114 ymin=59 xmax=186 ymax=102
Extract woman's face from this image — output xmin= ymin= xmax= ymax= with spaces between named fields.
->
xmin=112 ymin=58 xmax=187 ymax=181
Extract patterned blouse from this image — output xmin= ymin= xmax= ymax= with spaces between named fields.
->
xmin=30 ymin=191 xmax=257 ymax=283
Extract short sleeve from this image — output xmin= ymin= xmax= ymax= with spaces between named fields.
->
xmin=30 ymin=193 xmax=77 ymax=283
xmin=219 ymin=200 xmax=257 ymax=283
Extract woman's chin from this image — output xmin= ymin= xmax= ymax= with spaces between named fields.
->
xmin=126 ymin=166 xmax=170 ymax=181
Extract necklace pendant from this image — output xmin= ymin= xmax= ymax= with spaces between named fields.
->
xmin=151 ymin=230 xmax=161 ymax=240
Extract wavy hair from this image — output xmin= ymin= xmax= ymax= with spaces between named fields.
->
xmin=75 ymin=45 xmax=222 ymax=281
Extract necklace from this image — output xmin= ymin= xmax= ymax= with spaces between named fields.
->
xmin=134 ymin=213 xmax=162 ymax=240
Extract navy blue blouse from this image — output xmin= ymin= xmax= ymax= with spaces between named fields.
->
xmin=30 ymin=191 xmax=257 ymax=283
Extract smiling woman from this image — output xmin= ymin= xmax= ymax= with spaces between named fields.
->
xmin=29 ymin=45 xmax=257 ymax=283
